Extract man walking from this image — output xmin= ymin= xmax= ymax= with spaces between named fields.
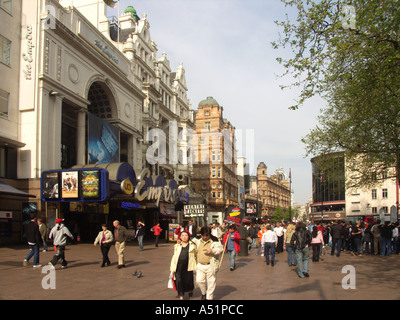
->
xmin=48 ymin=219 xmax=74 ymax=269
xmin=192 ymin=227 xmax=223 ymax=300
xmin=113 ymin=220 xmax=128 ymax=268
xmin=23 ymin=214 xmax=42 ymax=268
xmin=291 ymin=221 xmax=312 ymax=278
xmin=330 ymin=220 xmax=344 ymax=257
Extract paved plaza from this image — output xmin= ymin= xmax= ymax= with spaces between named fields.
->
xmin=1 ymin=240 xmax=399 ymax=301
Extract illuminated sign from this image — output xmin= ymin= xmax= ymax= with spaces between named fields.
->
xmin=41 ymin=169 xmax=108 ymax=202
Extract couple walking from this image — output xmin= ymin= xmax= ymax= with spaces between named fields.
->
xmin=170 ymin=226 xmax=224 ymax=300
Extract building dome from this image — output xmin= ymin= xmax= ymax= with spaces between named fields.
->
xmin=258 ymin=162 xmax=267 ymax=169
xmin=124 ymin=6 xmax=140 ymax=21
xmin=199 ymin=96 xmax=219 ymax=107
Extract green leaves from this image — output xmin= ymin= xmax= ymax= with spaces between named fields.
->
xmin=274 ymin=0 xmax=400 ymax=187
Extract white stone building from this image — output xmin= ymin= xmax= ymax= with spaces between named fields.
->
xmin=0 ymin=0 xmax=195 ymax=243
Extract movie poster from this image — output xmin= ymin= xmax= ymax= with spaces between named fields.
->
xmin=61 ymin=171 xmax=79 ymax=198
xmin=81 ymin=170 xmax=100 ymax=198
xmin=42 ymin=172 xmax=59 ymax=199
xmin=88 ymin=113 xmax=119 ymax=164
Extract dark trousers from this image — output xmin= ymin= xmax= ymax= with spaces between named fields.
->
xmin=155 ymin=235 xmax=160 ymax=247
xmin=277 ymin=236 xmax=284 ymax=253
xmin=50 ymin=245 xmax=67 ymax=267
xmin=331 ymin=238 xmax=342 ymax=257
xmin=100 ymin=244 xmax=111 ymax=265
xmin=264 ymin=242 xmax=276 ymax=264
xmin=311 ymin=243 xmax=321 ymax=261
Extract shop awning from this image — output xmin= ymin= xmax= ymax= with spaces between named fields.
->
xmin=0 ymin=180 xmax=36 ymax=198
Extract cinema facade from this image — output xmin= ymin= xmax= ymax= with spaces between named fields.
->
xmin=0 ymin=0 xmax=196 ymax=244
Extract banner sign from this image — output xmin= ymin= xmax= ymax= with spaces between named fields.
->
xmin=88 ymin=113 xmax=119 ymax=164
xmin=224 ymin=206 xmax=245 ymax=226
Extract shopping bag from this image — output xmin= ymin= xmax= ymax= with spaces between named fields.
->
xmin=168 ymin=272 xmax=176 ymax=291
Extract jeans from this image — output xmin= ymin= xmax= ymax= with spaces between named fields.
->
xmin=138 ymin=235 xmax=144 ymax=251
xmin=285 ymin=243 xmax=296 ymax=266
xmin=331 ymin=238 xmax=342 ymax=257
xmin=227 ymin=250 xmax=236 ymax=269
xmin=295 ymin=247 xmax=310 ymax=278
xmin=264 ymin=242 xmax=276 ymax=264
xmin=25 ymin=244 xmax=40 ymax=266
xmin=381 ymin=237 xmax=392 ymax=256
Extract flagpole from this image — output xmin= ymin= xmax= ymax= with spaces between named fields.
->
xmin=117 ymin=0 xmax=120 ymax=43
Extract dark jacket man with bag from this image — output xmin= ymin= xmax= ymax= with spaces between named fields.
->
xmin=291 ymin=222 xmax=312 ymax=278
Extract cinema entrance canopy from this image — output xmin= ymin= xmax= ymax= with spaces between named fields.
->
xmin=41 ymin=162 xmax=189 ymax=241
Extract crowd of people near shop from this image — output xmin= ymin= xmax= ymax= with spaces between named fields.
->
xmin=22 ymin=213 xmax=400 ymax=300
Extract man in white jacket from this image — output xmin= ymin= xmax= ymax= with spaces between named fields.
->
xmin=48 ymin=219 xmax=74 ymax=269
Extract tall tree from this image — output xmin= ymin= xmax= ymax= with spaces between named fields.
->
xmin=273 ymin=0 xmax=400 ymax=188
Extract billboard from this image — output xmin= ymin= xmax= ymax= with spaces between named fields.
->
xmin=41 ymin=169 xmax=108 ymax=202
xmin=88 ymin=113 xmax=119 ymax=164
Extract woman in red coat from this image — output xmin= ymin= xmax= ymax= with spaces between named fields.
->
xmin=222 ymin=224 xmax=241 ymax=271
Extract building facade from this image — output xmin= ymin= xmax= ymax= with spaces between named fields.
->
xmin=256 ymin=162 xmax=290 ymax=217
xmin=310 ymin=152 xmax=398 ymax=223
xmin=0 ymin=0 xmax=195 ymax=243
xmin=191 ymin=96 xmax=238 ymax=224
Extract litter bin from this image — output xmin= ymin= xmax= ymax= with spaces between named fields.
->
xmin=238 ymin=239 xmax=248 ymax=256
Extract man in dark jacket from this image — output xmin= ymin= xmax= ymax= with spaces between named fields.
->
xmin=23 ymin=214 xmax=42 ymax=267
xmin=290 ymin=222 xmax=312 ymax=278
xmin=330 ymin=221 xmax=344 ymax=257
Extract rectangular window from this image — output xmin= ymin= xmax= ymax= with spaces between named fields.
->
xmin=0 ymin=0 xmax=12 ymax=15
xmin=217 ymin=167 xmax=221 ymax=178
xmin=205 ymin=122 xmax=211 ymax=130
xmin=211 ymin=167 xmax=216 ymax=178
xmin=0 ymin=34 xmax=11 ymax=66
xmin=382 ymin=189 xmax=388 ymax=199
xmin=0 ymin=88 xmax=9 ymax=117
xmin=371 ymin=207 xmax=377 ymax=214
xmin=211 ymin=192 xmax=216 ymax=198
xmin=371 ymin=189 xmax=377 ymax=200
xmin=218 ymin=192 xmax=222 ymax=199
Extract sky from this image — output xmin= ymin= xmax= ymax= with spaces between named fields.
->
xmin=106 ymin=0 xmax=324 ymax=205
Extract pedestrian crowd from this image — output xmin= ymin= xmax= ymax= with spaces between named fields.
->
xmin=21 ymin=214 xmax=400 ymax=300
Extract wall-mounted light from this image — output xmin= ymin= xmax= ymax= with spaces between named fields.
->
xmin=49 ymin=90 xmax=60 ymax=96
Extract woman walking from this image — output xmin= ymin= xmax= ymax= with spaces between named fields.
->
xmin=94 ymin=224 xmax=114 ymax=267
xmin=311 ymin=226 xmax=324 ymax=262
xmin=284 ymin=223 xmax=296 ymax=266
xmin=170 ymin=231 xmax=197 ymax=300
